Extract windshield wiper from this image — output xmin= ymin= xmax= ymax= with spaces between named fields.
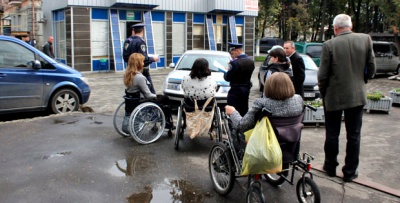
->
xmin=177 ymin=67 xmax=192 ymax=71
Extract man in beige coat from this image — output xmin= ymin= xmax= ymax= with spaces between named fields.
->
xmin=318 ymin=14 xmax=375 ymax=182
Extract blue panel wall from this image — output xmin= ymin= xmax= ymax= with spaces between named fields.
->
xmin=92 ymin=8 xmax=108 ymax=20
xmin=173 ymin=56 xmax=181 ymax=64
xmin=194 ymin=14 xmax=205 ymax=23
xmin=173 ymin=13 xmax=185 ymax=22
xmin=235 ymin=16 xmax=244 ymax=25
xmin=92 ymin=59 xmax=109 ymax=71
xmin=152 ymin=12 xmax=164 ymax=22
xmin=54 ymin=9 xmax=65 ymax=21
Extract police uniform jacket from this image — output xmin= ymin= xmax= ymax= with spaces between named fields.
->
xmin=224 ymin=54 xmax=255 ymax=86
xmin=126 ymin=36 xmax=155 ymax=67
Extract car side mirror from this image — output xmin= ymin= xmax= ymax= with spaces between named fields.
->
xmin=169 ymin=63 xmax=175 ymax=68
xmin=32 ymin=60 xmax=42 ymax=69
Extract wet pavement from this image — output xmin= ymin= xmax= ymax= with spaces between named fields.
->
xmin=0 ymin=64 xmax=400 ymax=202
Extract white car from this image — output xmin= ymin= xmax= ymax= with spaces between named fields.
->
xmin=163 ymin=50 xmax=231 ymax=107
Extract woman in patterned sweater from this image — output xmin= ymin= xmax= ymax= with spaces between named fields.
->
xmin=181 ymin=58 xmax=217 ymax=100
xmin=226 ymin=72 xmax=303 ymax=133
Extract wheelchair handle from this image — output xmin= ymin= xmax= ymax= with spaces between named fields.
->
xmin=305 ymin=104 xmax=318 ymax=112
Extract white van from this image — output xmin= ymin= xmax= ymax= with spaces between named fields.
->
xmin=373 ymin=41 xmax=400 ymax=76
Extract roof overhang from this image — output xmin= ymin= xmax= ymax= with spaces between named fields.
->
xmin=111 ymin=3 xmax=158 ymax=10
xmin=208 ymin=9 xmax=242 ymax=15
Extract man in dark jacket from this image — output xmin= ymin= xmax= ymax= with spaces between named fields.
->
xmin=318 ymin=14 xmax=375 ymax=182
xmin=43 ymin=36 xmax=55 ymax=58
xmin=123 ymin=24 xmax=159 ymax=94
xmin=284 ymin=41 xmax=305 ymax=98
xmin=223 ymin=43 xmax=255 ymax=116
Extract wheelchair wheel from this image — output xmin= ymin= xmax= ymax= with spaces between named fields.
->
xmin=210 ymin=107 xmax=223 ymax=142
xmin=296 ymin=177 xmax=321 ymax=203
xmin=209 ymin=142 xmax=235 ymax=195
xmin=174 ymin=106 xmax=184 ymax=150
xmin=129 ymin=102 xmax=165 ymax=144
xmin=113 ymin=101 xmax=130 ymax=137
xmin=246 ymin=185 xmax=265 ymax=203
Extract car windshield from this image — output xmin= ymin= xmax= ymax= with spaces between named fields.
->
xmin=305 ymin=45 xmax=322 ymax=58
xmin=176 ymin=53 xmax=230 ymax=72
xmin=302 ymin=55 xmax=318 ymax=70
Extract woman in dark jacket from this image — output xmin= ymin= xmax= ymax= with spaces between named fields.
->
xmin=265 ymin=48 xmax=292 ymax=81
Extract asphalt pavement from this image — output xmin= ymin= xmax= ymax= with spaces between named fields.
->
xmin=0 ymin=64 xmax=400 ymax=202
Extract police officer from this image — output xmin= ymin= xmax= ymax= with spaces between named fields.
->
xmin=224 ymin=43 xmax=255 ymax=116
xmin=123 ymin=23 xmax=158 ymax=94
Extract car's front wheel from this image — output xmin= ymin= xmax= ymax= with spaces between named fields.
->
xmin=50 ymin=89 xmax=80 ymax=114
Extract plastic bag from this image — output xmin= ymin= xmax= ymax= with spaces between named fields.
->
xmin=241 ymin=117 xmax=282 ymax=175
xmin=184 ymin=97 xmax=215 ymax=139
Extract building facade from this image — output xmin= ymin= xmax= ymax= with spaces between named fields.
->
xmin=10 ymin=0 xmax=258 ymax=72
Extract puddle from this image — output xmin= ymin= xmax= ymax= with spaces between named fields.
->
xmin=42 ymin=151 xmax=72 ymax=159
xmin=127 ymin=178 xmax=209 ymax=203
xmin=109 ymin=157 xmax=154 ymax=177
xmin=53 ymin=119 xmax=77 ymax=125
xmin=54 ymin=119 xmax=64 ymax=124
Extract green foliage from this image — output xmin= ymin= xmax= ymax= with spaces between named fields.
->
xmin=304 ymin=99 xmax=323 ymax=108
xmin=393 ymin=88 xmax=400 ymax=93
xmin=254 ymin=56 xmax=266 ymax=62
xmin=366 ymin=91 xmax=384 ymax=101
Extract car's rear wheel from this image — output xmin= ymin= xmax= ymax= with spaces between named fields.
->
xmin=50 ymin=89 xmax=80 ymax=114
xmin=395 ymin=65 xmax=400 ymax=75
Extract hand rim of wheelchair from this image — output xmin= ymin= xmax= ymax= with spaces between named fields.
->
xmin=129 ymin=102 xmax=165 ymax=144
xmin=174 ymin=106 xmax=184 ymax=149
xmin=112 ymin=101 xmax=130 ymax=137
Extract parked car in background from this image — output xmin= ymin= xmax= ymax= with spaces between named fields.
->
xmin=372 ymin=41 xmax=400 ymax=76
xmin=259 ymin=37 xmax=284 ymax=53
xmin=163 ymin=50 xmax=231 ymax=107
xmin=258 ymin=53 xmax=320 ymax=100
xmin=295 ymin=42 xmax=323 ymax=66
xmin=0 ymin=35 xmax=91 ymax=114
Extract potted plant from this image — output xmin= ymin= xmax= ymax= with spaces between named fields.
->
xmin=389 ymin=88 xmax=400 ymax=105
xmin=364 ymin=91 xmax=393 ymax=114
xmin=303 ymin=99 xmax=325 ymax=126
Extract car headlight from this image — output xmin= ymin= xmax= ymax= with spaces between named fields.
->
xmin=313 ymin=85 xmax=319 ymax=91
xmin=167 ymin=83 xmax=181 ymax=91
xmin=80 ymin=77 xmax=89 ymax=85
xmin=218 ymin=86 xmax=230 ymax=93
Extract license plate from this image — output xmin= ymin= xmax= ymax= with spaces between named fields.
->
xmin=304 ymin=93 xmax=315 ymax=98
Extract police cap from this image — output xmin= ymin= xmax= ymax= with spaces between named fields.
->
xmin=228 ymin=42 xmax=243 ymax=52
xmin=131 ymin=23 xmax=145 ymax=30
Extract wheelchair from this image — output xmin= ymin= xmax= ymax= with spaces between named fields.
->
xmin=113 ymin=92 xmax=173 ymax=144
xmin=208 ymin=105 xmax=321 ymax=203
xmin=174 ymin=97 xmax=223 ymax=150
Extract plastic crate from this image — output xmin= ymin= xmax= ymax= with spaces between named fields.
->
xmin=389 ymin=90 xmax=400 ymax=104
xmin=364 ymin=96 xmax=393 ymax=114
xmin=303 ymin=107 xmax=325 ymax=126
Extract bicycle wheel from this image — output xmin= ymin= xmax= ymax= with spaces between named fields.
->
xmin=113 ymin=101 xmax=130 ymax=137
xmin=246 ymin=185 xmax=265 ymax=203
xmin=129 ymin=103 xmax=165 ymax=144
xmin=296 ymin=177 xmax=321 ymax=203
xmin=209 ymin=142 xmax=235 ymax=195
xmin=174 ymin=106 xmax=183 ymax=150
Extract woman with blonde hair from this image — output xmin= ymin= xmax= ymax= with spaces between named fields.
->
xmin=124 ymin=53 xmax=173 ymax=129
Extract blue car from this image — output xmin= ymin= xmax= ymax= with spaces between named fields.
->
xmin=0 ymin=35 xmax=90 ymax=114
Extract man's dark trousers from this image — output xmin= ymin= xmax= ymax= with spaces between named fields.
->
xmin=323 ymin=105 xmax=363 ymax=177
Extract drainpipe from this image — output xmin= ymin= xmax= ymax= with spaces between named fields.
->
xmin=32 ymin=0 xmax=35 ymax=45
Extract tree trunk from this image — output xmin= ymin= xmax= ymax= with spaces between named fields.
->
xmin=318 ymin=0 xmax=327 ymax=42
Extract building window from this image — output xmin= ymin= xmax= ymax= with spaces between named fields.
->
xmin=153 ymin=22 xmax=165 ymax=55
xmin=172 ymin=13 xmax=185 ymax=55
xmin=55 ymin=21 xmax=66 ymax=61
xmin=236 ymin=26 xmax=243 ymax=44
xmin=91 ymin=21 xmax=108 ymax=58
xmin=193 ymin=25 xmax=204 ymax=50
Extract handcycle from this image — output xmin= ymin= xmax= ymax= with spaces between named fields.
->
xmin=113 ymin=91 xmax=173 ymax=144
xmin=208 ymin=105 xmax=321 ymax=203
xmin=174 ymin=97 xmax=223 ymax=150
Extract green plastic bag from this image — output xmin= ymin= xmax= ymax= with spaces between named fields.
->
xmin=241 ymin=117 xmax=282 ymax=175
